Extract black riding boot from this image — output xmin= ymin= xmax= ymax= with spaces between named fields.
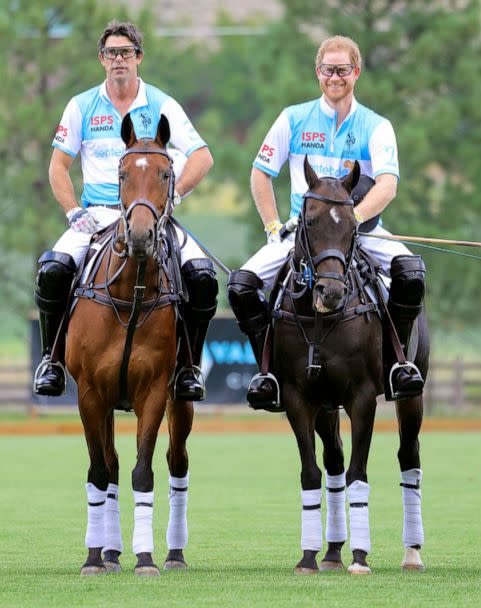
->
xmin=34 ymin=311 xmax=67 ymax=396
xmin=33 ymin=251 xmax=76 ymax=396
xmin=227 ymin=269 xmax=279 ymax=410
xmin=174 ymin=259 xmax=218 ymax=401
xmin=175 ymin=320 xmax=209 ymax=401
xmin=385 ymin=255 xmax=426 ymax=400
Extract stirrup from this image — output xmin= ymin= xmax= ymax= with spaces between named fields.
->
xmin=247 ymin=372 xmax=281 ymax=409
xmin=388 ymin=361 xmax=423 ymax=400
xmin=33 ymin=356 xmax=67 ymax=395
xmin=174 ymin=365 xmax=205 ymax=401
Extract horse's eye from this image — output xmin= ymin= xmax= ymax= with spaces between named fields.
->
xmin=119 ymin=171 xmax=126 ymax=181
xmin=161 ymin=171 xmax=170 ymax=181
xmin=305 ymin=216 xmax=314 ymax=227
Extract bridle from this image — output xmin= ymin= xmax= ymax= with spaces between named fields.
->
xmin=113 ymin=142 xmax=178 ymax=408
xmin=117 ymin=141 xmax=176 ymax=255
xmin=296 ymin=189 xmax=357 ymax=290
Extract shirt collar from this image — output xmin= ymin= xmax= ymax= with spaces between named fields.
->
xmin=100 ymin=77 xmax=147 ymax=111
xmin=320 ymin=95 xmax=358 ymax=119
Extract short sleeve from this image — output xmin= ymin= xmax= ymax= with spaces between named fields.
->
xmin=252 ymin=110 xmax=291 ymax=177
xmin=368 ymin=119 xmax=399 ymax=179
xmin=160 ymin=97 xmax=207 ymax=157
xmin=52 ymin=98 xmax=82 ymax=157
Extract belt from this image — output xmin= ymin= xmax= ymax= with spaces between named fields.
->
xmin=87 ymin=204 xmax=121 ymax=210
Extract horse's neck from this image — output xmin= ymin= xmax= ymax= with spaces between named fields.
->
xmin=101 ymin=253 xmax=161 ymax=301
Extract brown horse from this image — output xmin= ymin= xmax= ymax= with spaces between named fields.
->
xmin=66 ymin=113 xmax=192 ymax=576
xmin=272 ymin=159 xmax=428 ymax=575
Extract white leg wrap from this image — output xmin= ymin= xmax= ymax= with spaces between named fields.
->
xmin=166 ymin=474 xmax=189 ymax=550
xmin=85 ymin=483 xmax=107 ymax=549
xmin=401 ymin=468 xmax=424 ymax=548
xmin=104 ymin=483 xmax=123 ymax=553
xmin=300 ymin=488 xmax=322 ymax=551
xmin=347 ymin=480 xmax=371 ymax=553
xmin=132 ymin=490 xmax=154 ymax=555
xmin=325 ymin=472 xmax=347 ymax=543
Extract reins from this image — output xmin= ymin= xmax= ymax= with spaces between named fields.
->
xmin=275 ymin=189 xmax=361 ymax=379
xmin=115 ymin=142 xmax=178 ymax=411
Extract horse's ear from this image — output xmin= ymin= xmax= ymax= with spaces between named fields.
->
xmin=121 ymin=113 xmax=136 ymax=147
xmin=304 ymin=156 xmax=319 ymax=189
xmin=341 ymin=160 xmax=361 ymax=193
xmin=156 ymin=114 xmax=170 ymax=147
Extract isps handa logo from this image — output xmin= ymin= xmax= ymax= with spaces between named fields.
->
xmin=54 ymin=124 xmax=68 ymax=143
xmin=257 ymin=144 xmax=275 ymax=163
xmin=90 ymin=115 xmax=114 ymax=132
xmin=301 ymin=131 xmax=325 ymax=149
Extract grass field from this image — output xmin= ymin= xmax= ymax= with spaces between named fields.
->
xmin=0 ymin=431 xmax=480 ymax=607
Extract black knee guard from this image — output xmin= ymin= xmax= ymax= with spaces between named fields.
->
xmin=389 ymin=255 xmax=426 ymax=321
xmin=181 ymin=258 xmax=218 ymax=322
xmin=34 ymin=251 xmax=77 ymax=314
xmin=227 ymin=269 xmax=269 ymax=336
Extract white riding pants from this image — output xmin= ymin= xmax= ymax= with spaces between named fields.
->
xmin=242 ymin=225 xmax=412 ymax=292
xmin=52 ymin=206 xmax=204 ymax=267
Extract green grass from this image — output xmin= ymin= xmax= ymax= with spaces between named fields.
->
xmin=0 ymin=432 xmax=480 ymax=607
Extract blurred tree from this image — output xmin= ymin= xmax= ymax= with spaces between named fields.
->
xmin=214 ymin=0 xmax=481 ymax=326
xmin=0 ymin=1 xmax=181 ymax=327
xmin=1 ymin=0 xmax=480 ymax=335
xmin=314 ymin=0 xmax=481 ymax=325
xmin=0 ymin=0 xmax=121 ymax=326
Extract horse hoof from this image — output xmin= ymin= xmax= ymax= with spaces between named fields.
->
xmin=104 ymin=560 xmax=122 ymax=573
xmin=80 ymin=565 xmax=107 ymax=576
xmin=294 ymin=566 xmax=319 ymax=575
xmin=135 ymin=565 xmax=160 ymax=577
xmin=347 ymin=562 xmax=372 ymax=575
xmin=401 ymin=547 xmax=425 ymax=571
xmin=319 ymin=560 xmax=344 ymax=571
xmin=164 ymin=559 xmax=187 ymax=570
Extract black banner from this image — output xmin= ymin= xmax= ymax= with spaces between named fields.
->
xmin=30 ymin=317 xmax=257 ymax=406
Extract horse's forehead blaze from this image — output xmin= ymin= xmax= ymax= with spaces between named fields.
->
xmin=135 ymin=157 xmax=149 ymax=170
xmin=330 ymin=208 xmax=341 ymax=224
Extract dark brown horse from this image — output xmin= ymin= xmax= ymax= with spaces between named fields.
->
xmin=272 ymin=159 xmax=428 ymax=574
xmin=66 ymin=114 xmax=192 ymax=576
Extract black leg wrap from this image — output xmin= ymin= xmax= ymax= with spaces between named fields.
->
xmin=181 ymin=258 xmax=218 ymax=325
xmin=34 ymin=250 xmax=77 ymax=314
xmin=384 ymin=255 xmax=426 ymax=400
xmin=389 ymin=255 xmax=426 ymax=308
xmin=227 ymin=269 xmax=270 ymax=364
xmin=388 ymin=255 xmax=426 ymax=347
xmin=33 ymin=251 xmax=76 ymax=396
xmin=227 ymin=270 xmax=279 ymax=411
xmin=175 ymin=259 xmax=218 ymax=401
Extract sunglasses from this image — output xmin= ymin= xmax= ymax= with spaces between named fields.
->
xmin=318 ymin=64 xmax=356 ymax=77
xmin=101 ymin=46 xmax=139 ymax=60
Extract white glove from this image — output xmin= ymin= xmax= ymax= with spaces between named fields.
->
xmin=172 ymin=190 xmax=182 ymax=207
xmin=66 ymin=207 xmax=99 ymax=234
xmin=265 ymin=220 xmax=283 ymax=244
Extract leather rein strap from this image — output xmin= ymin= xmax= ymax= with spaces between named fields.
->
xmin=118 ymin=260 xmax=147 ymax=411
xmin=116 ymin=144 xmax=176 ymax=411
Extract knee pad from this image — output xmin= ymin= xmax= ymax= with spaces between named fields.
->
xmin=35 ymin=251 xmax=76 ymax=313
xmin=390 ymin=255 xmax=426 ymax=307
xmin=181 ymin=258 xmax=218 ymax=321
xmin=227 ymin=269 xmax=269 ymax=335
